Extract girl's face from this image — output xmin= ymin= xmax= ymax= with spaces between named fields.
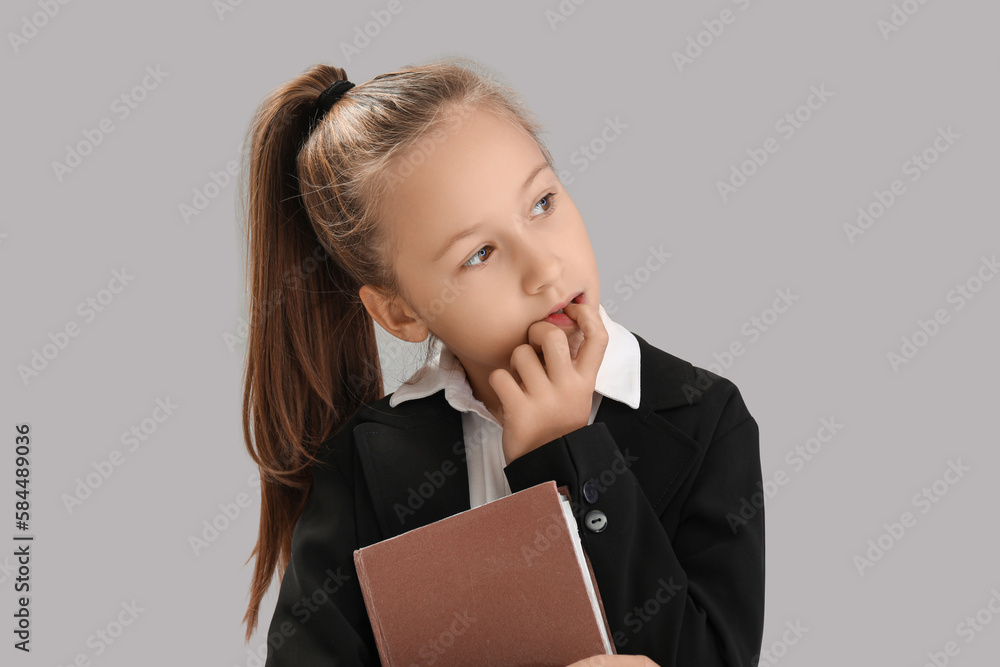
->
xmin=364 ymin=106 xmax=601 ymax=409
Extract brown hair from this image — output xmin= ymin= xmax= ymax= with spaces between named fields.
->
xmin=237 ymin=55 xmax=556 ymax=639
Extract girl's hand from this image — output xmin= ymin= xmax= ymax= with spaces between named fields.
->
xmin=489 ymin=301 xmax=609 ymax=465
xmin=565 ymin=655 xmax=662 ymax=667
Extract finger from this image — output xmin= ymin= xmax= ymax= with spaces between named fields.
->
xmin=509 ymin=343 xmax=548 ymax=395
xmin=562 ymin=302 xmax=609 ymax=375
xmin=526 ymin=322 xmax=573 ymax=376
xmin=487 ymin=367 xmax=524 ymax=416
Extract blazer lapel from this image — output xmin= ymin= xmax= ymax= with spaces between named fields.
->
xmin=596 ymin=332 xmax=705 ymax=516
xmin=353 ymin=331 xmax=706 ymax=540
xmin=352 ymin=396 xmax=470 ymax=541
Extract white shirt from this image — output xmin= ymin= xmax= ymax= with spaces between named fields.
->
xmin=388 ymin=303 xmax=641 ymax=509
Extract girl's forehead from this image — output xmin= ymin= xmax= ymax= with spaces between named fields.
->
xmin=387 ymin=112 xmax=548 ymax=230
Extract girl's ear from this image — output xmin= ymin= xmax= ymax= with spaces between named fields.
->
xmin=358 ymin=284 xmax=430 ymax=343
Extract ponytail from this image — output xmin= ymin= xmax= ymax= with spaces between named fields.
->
xmin=237 ymin=65 xmax=383 ymax=640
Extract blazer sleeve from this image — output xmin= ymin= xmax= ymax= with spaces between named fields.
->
xmin=502 ymin=382 xmax=765 ymax=667
xmin=264 ymin=447 xmax=381 ymax=666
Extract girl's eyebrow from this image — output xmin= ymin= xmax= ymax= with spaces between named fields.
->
xmin=431 ymin=160 xmax=550 ymax=263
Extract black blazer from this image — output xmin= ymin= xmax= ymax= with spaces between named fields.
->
xmin=263 ymin=332 xmax=765 ymax=667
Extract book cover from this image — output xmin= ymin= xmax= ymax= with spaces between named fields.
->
xmin=353 ymin=480 xmax=615 ymax=666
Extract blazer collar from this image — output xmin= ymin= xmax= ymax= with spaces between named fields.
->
xmin=350 ymin=331 xmax=705 ymax=541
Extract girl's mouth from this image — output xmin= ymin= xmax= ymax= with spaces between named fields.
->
xmin=544 ymin=312 xmax=576 ymax=326
xmin=543 ymin=292 xmax=585 ymax=325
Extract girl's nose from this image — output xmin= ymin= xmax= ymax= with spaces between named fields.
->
xmin=518 ymin=235 xmax=562 ymax=293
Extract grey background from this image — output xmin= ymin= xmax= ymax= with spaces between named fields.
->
xmin=2 ymin=0 xmax=998 ymax=664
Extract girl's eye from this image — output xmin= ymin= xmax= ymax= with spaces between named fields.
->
xmin=462 ymin=245 xmax=495 ymax=269
xmin=461 ymin=192 xmax=559 ymax=270
xmin=531 ymin=192 xmax=556 ymax=216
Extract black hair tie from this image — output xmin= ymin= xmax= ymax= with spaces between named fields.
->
xmin=309 ymin=80 xmax=354 ymax=130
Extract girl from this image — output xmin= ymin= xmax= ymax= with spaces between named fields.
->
xmin=239 ymin=56 xmax=764 ymax=667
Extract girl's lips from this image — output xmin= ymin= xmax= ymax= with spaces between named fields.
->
xmin=543 ymin=292 xmax=585 ymax=325
xmin=547 ymin=292 xmax=585 ymax=317
xmin=544 ymin=312 xmax=577 ymax=327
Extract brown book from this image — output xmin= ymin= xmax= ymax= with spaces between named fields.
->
xmin=353 ymin=480 xmax=616 ymax=666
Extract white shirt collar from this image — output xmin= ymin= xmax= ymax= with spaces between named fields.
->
xmin=388 ymin=303 xmax=641 ymax=416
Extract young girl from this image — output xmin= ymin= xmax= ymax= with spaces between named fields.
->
xmin=239 ymin=56 xmax=765 ymax=667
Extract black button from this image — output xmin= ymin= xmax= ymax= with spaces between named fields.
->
xmin=583 ymin=480 xmax=599 ymax=504
xmin=585 ymin=510 xmax=607 ymax=533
